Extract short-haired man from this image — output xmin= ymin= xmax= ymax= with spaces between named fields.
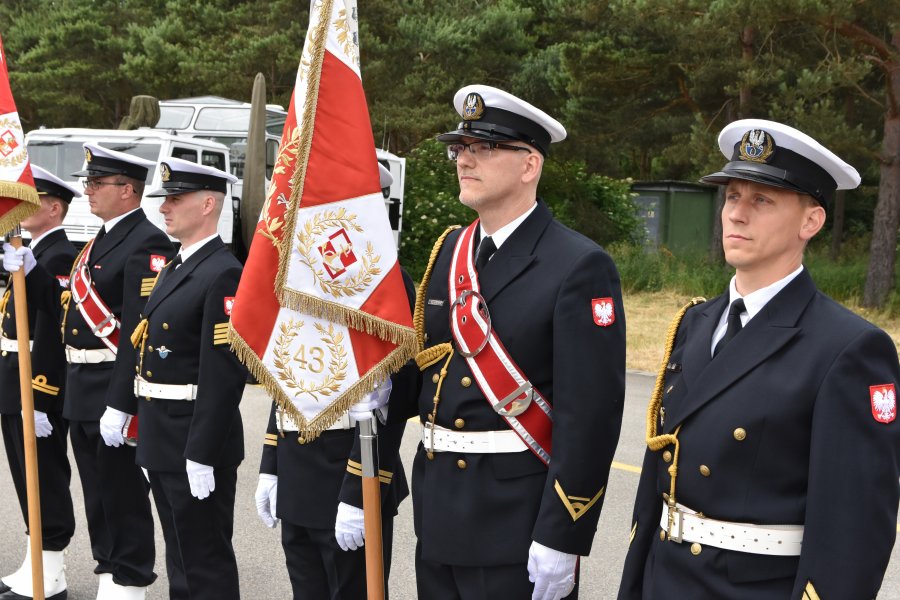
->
xmin=403 ymin=85 xmax=626 ymax=599
xmin=618 ymin=120 xmax=900 ymax=599
xmin=5 ymin=144 xmax=175 ymax=599
xmin=0 ymin=166 xmax=77 ymax=600
xmin=117 ymin=158 xmax=246 ymax=600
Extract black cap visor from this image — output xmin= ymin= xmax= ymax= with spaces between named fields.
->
xmin=34 ymin=179 xmax=76 ymax=204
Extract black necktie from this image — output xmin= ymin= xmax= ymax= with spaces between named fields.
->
xmin=170 ymin=255 xmax=183 ymax=270
xmin=95 ymin=226 xmax=106 ymax=243
xmin=475 ymin=236 xmax=496 ymax=272
xmin=713 ymin=298 xmax=746 ymax=357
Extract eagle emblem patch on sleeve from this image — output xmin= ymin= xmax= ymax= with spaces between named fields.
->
xmin=870 ymin=384 xmax=896 ymax=423
xmin=591 ymin=297 xmax=615 ymax=327
xmin=224 ymin=297 xmax=235 ymax=316
xmin=149 ymin=255 xmax=166 ymax=272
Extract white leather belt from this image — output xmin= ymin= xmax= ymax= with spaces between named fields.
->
xmin=0 ymin=336 xmax=32 ymax=353
xmin=660 ymin=501 xmax=803 ymax=556
xmin=134 ymin=376 xmax=197 ymax=401
xmin=422 ymin=422 xmax=528 ymax=454
xmin=65 ymin=345 xmax=116 ymax=364
xmin=276 ymin=410 xmax=353 ymax=432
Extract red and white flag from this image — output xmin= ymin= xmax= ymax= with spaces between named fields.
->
xmin=0 ymin=34 xmax=40 ymax=233
xmin=229 ymin=0 xmax=416 ymax=439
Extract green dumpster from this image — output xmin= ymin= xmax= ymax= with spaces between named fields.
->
xmin=631 ymin=180 xmax=718 ymax=254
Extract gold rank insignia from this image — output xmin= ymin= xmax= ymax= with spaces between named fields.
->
xmin=32 ymin=375 xmax=60 ymax=396
xmin=802 ymin=581 xmax=821 ymax=600
xmin=554 ymin=480 xmax=605 ymax=522
xmin=213 ymin=322 xmax=230 ymax=346
xmin=264 ymin=433 xmax=278 ymax=447
xmin=161 ymin=163 xmax=171 ymax=182
xmin=347 ymin=459 xmax=392 ymax=485
xmin=140 ymin=277 xmax=157 ymax=297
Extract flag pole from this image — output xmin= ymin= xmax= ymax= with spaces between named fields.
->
xmin=8 ymin=226 xmax=44 ymax=600
xmin=358 ymin=417 xmax=384 ymax=600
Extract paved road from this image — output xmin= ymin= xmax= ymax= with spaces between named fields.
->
xmin=1 ymin=372 xmax=898 ymax=598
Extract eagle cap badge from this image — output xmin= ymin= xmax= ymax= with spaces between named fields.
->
xmin=84 ymin=147 xmax=93 ymax=163
xmin=463 ymin=92 xmax=485 ymax=121
xmin=161 ymin=163 xmax=171 ymax=182
xmin=739 ymin=129 xmax=775 ymax=163
xmin=870 ymin=383 xmax=896 ymax=423
xmin=592 ymin=297 xmax=615 ymax=327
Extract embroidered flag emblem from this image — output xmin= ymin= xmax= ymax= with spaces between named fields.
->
xmin=149 ymin=255 xmax=166 ymax=272
xmin=592 ymin=297 xmax=615 ymax=327
xmin=56 ymin=275 xmax=69 ymax=288
xmin=870 ymin=384 xmax=896 ymax=423
xmin=224 ymin=297 xmax=235 ymax=316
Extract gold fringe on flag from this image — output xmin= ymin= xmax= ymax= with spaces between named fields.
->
xmin=0 ymin=181 xmax=40 ymax=235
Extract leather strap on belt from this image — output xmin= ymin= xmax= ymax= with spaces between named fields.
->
xmin=65 ymin=345 xmax=116 ymax=364
xmin=69 ymin=238 xmax=120 ymax=352
xmin=422 ymin=422 xmax=528 ymax=454
xmin=276 ymin=409 xmax=353 ymax=432
xmin=0 ymin=335 xmax=32 ymax=353
xmin=448 ymin=221 xmax=553 ymax=465
xmin=660 ymin=501 xmax=803 ymax=556
xmin=134 ymin=376 xmax=197 ymax=401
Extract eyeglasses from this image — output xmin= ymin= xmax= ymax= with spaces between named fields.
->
xmin=83 ymin=179 xmax=127 ymax=190
xmin=446 ymin=141 xmax=531 ymax=161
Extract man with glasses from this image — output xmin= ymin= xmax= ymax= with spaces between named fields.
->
xmin=386 ymin=85 xmax=626 ymax=599
xmin=5 ymin=144 xmax=174 ymax=599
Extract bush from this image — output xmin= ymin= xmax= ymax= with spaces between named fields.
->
xmin=398 ymin=139 xmax=642 ymax=281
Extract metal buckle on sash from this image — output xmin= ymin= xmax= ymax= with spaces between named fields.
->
xmin=450 ymin=289 xmax=491 ymax=358
xmin=494 ymin=382 xmax=534 ymax=417
xmin=91 ymin=313 xmax=115 ymax=336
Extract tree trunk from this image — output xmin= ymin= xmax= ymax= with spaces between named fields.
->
xmin=739 ymin=26 xmax=754 ymax=118
xmin=830 ymin=190 xmax=845 ymax=260
xmin=863 ymin=74 xmax=900 ymax=307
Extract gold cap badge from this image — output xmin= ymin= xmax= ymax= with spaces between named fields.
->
xmin=161 ymin=163 xmax=171 ymax=182
xmin=739 ymin=129 xmax=775 ymax=163
xmin=84 ymin=148 xmax=93 ymax=162
xmin=463 ymin=92 xmax=485 ymax=121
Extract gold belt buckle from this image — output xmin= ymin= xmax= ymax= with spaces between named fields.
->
xmin=666 ymin=500 xmax=684 ymax=543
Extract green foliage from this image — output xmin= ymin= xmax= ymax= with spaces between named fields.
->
xmin=398 ymin=139 xmax=641 ymax=281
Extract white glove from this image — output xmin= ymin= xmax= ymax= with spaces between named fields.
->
xmin=32 ymin=410 xmax=53 ymax=438
xmin=349 ymin=378 xmax=392 ymax=423
xmin=99 ymin=406 xmax=129 ymax=447
xmin=186 ymin=459 xmax=215 ymax=500
xmin=528 ymin=541 xmax=577 ymax=600
xmin=255 ymin=474 xmax=279 ymax=528
xmin=2 ymin=243 xmax=36 ymax=275
xmin=334 ymin=502 xmax=365 ymax=551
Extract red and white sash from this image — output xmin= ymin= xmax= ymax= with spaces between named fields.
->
xmin=69 ymin=239 xmax=120 ymax=352
xmin=448 ymin=221 xmax=553 ymax=465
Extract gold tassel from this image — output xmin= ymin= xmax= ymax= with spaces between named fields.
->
xmin=131 ymin=318 xmax=149 ymax=349
xmin=645 ymin=297 xmax=705 ymax=505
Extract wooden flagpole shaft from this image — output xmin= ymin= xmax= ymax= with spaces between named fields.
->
xmin=358 ymin=417 xmax=384 ymax=600
xmin=9 ymin=234 xmax=45 ymax=600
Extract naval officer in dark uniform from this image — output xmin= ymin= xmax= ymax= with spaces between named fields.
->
xmin=254 ymin=164 xmax=417 ymax=599
xmin=618 ymin=120 xmax=900 ymax=599
xmin=7 ymin=144 xmax=174 ymax=599
xmin=110 ymin=157 xmax=246 ymax=600
xmin=0 ymin=166 xmax=77 ymax=600
xmin=399 ymin=85 xmax=626 ymax=599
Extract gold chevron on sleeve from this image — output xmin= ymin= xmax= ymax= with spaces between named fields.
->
xmin=630 ymin=521 xmax=638 ymax=545
xmin=554 ymin=480 xmax=605 ymax=522
xmin=346 ymin=459 xmax=393 ymax=484
xmin=32 ymin=375 xmax=60 ymax=396
xmin=213 ymin=322 xmax=230 ymax=346
xmin=803 ymin=581 xmax=821 ymax=600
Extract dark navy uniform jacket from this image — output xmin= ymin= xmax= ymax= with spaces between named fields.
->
xmin=258 ymin=272 xmax=418 ymax=529
xmin=403 ymin=200 xmax=626 ymax=566
xmin=0 ymin=229 xmax=76 ymax=415
xmin=109 ymin=237 xmax=246 ymax=472
xmin=619 ymin=269 xmax=900 ymax=600
xmin=27 ymin=209 xmax=175 ymax=422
